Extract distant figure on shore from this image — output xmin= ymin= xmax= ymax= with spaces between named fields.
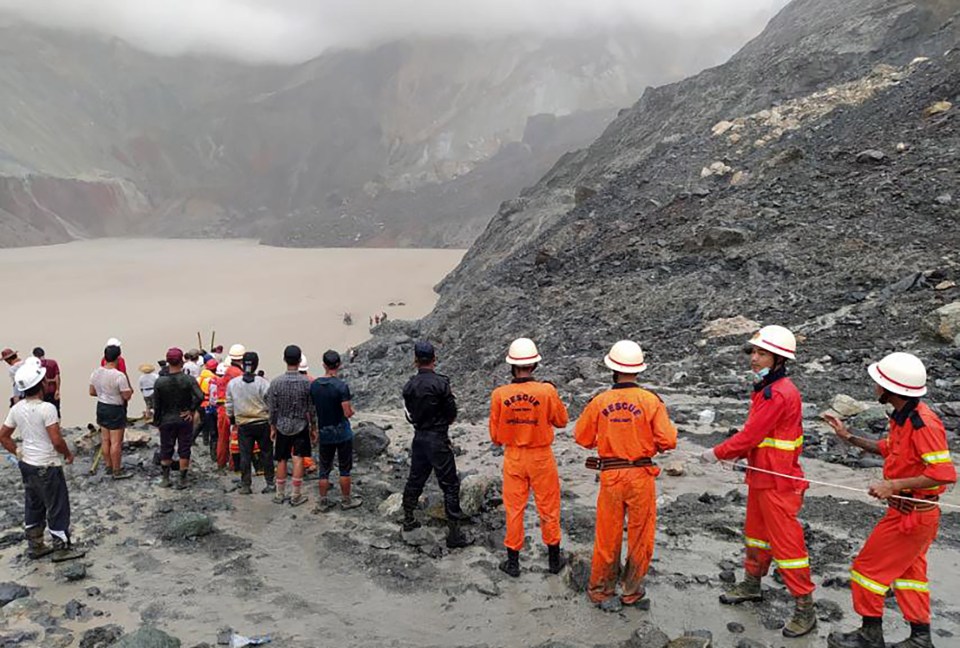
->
xmin=33 ymin=348 xmax=61 ymax=419
xmin=138 ymin=363 xmax=158 ymax=421
xmin=90 ymin=344 xmax=133 ymax=480
xmin=343 ymin=313 xmax=353 ymax=326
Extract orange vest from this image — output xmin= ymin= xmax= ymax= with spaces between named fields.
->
xmin=216 ymin=365 xmax=243 ymax=405
xmin=489 ymin=379 xmax=568 ymax=447
xmin=574 ymin=384 xmax=677 ymax=472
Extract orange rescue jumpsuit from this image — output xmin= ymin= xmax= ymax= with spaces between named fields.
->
xmin=849 ymin=401 xmax=956 ymax=624
xmin=574 ymin=384 xmax=677 ymax=604
xmin=713 ymin=371 xmax=815 ymax=597
xmin=489 ymin=378 xmax=569 ymax=551
xmin=216 ymin=365 xmax=243 ymax=468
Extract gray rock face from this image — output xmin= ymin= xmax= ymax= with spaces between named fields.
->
xmin=0 ymin=582 xmax=29 ymax=608
xmin=113 ymin=626 xmax=181 ymax=648
xmin=160 ymin=512 xmax=214 ymax=541
xmin=79 ymin=624 xmax=124 ymax=648
xmin=924 ymin=302 xmax=960 ymax=342
xmin=623 ymin=621 xmax=670 ymax=648
xmin=352 ymin=423 xmax=391 ymax=460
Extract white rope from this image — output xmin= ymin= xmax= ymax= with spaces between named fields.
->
xmin=712 ymin=459 xmax=960 ymax=511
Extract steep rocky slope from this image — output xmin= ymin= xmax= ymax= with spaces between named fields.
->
xmin=347 ymin=0 xmax=960 ymax=421
xmin=0 ymin=18 xmax=764 ymax=248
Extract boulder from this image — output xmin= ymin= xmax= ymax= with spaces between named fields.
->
xmin=923 ymin=302 xmax=960 ymax=342
xmin=123 ymin=429 xmax=152 ymax=448
xmin=667 ymin=637 xmax=711 ymax=648
xmin=0 ymin=582 xmax=29 ymax=608
xmin=665 ymin=461 xmax=685 ymax=477
xmin=56 ymin=563 xmax=87 ymax=582
xmin=827 ymin=394 xmax=872 ymax=418
xmin=623 ymin=621 xmax=669 ymax=648
xmin=113 ymin=626 xmax=181 ymax=648
xmin=563 ymin=552 xmax=591 ymax=593
xmin=79 ymin=625 xmax=124 ymax=648
xmin=924 ymin=100 xmax=952 ymax=117
xmin=353 ymin=422 xmax=390 ymax=460
xmin=459 ymin=474 xmax=501 ymax=517
xmin=711 ymin=121 xmax=735 ymax=137
xmin=160 ymin=512 xmax=213 ymax=541
xmin=378 ymin=493 xmax=404 ymax=520
xmin=701 ymin=316 xmax=760 ymax=339
xmin=856 ymin=149 xmax=886 ymax=164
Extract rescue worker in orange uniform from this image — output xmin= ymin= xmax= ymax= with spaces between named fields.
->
xmin=216 ymin=344 xmax=245 ymax=470
xmin=700 ymin=325 xmax=816 ymax=638
xmin=489 ymin=338 xmax=569 ymax=578
xmin=825 ymin=352 xmax=956 ymax=648
xmin=574 ymin=340 xmax=677 ymax=612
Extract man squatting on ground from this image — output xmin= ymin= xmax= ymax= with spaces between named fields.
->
xmin=152 ymin=347 xmax=204 ymax=489
xmin=0 ymin=359 xmax=84 ymax=562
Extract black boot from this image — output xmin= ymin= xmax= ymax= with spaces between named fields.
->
xmin=499 ymin=549 xmax=520 ymax=578
xmin=25 ymin=526 xmax=53 ymax=559
xmin=401 ymin=508 xmax=421 ymax=532
xmin=175 ymin=470 xmax=189 ymax=490
xmin=160 ymin=465 xmax=172 ymax=488
xmin=50 ymin=536 xmax=86 ymax=563
xmin=547 ymin=544 xmax=566 ymax=574
xmin=445 ymin=521 xmax=471 ymax=549
xmin=827 ymin=617 xmax=884 ymax=648
xmin=888 ymin=623 xmax=934 ymax=648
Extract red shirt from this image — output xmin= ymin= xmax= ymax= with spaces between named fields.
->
xmin=39 ymin=358 xmax=60 ymax=396
xmin=878 ymin=401 xmax=956 ymax=497
xmin=216 ymin=365 xmax=243 ymax=405
xmin=101 ymin=356 xmax=127 ymax=374
xmin=714 ymin=374 xmax=806 ymax=491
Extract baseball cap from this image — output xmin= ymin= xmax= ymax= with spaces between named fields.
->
xmin=166 ymin=347 xmax=184 ymax=363
xmin=414 ymin=341 xmax=436 ymax=360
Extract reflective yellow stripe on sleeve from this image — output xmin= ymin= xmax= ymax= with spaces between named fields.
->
xmin=921 ymin=450 xmax=952 ymax=465
xmin=892 ymin=579 xmax=930 ymax=593
xmin=850 ymin=569 xmax=889 ymax=595
xmin=744 ymin=536 xmax=771 ymax=550
xmin=758 ymin=436 xmax=804 ymax=451
xmin=775 ymin=557 xmax=810 ymax=570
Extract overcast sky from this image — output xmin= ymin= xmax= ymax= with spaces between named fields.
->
xmin=0 ymin=0 xmax=790 ymax=63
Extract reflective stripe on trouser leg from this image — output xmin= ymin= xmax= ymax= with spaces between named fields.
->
xmin=588 ymin=471 xmax=626 ymax=603
xmin=758 ymin=489 xmax=815 ymax=596
xmin=892 ymin=549 xmax=933 ymax=624
xmin=620 ymin=471 xmax=656 ymax=604
xmin=743 ymin=488 xmax=773 ymax=579
xmin=851 ymin=507 xmax=939 ymax=620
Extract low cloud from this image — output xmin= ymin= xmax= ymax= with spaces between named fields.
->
xmin=0 ymin=0 xmax=789 ymax=63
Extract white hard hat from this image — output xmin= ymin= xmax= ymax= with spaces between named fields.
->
xmin=23 ymin=356 xmax=42 ymax=370
xmin=748 ymin=325 xmax=797 ymax=360
xmin=228 ymin=344 xmax=246 ymax=360
xmin=604 ymin=340 xmax=647 ymax=374
xmin=299 ymin=355 xmax=309 ymax=373
xmin=106 ymin=337 xmax=122 ymax=347
xmin=14 ymin=361 xmax=46 ymax=392
xmin=506 ymin=338 xmax=542 ymax=366
xmin=868 ymin=352 xmax=927 ymax=398
xmin=215 ymin=363 xmax=228 ymax=377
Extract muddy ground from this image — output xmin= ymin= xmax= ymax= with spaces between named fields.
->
xmin=1 ymin=393 xmax=958 ymax=648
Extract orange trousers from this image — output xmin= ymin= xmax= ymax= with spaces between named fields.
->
xmin=216 ymin=406 xmax=231 ymax=468
xmin=502 ymin=445 xmax=561 ymax=551
xmin=850 ymin=507 xmax=939 ymax=624
xmin=743 ymin=487 xmax=815 ymax=597
xmin=588 ymin=469 xmax=656 ymax=604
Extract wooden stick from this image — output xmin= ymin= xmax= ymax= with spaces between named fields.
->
xmin=197 ymin=331 xmax=203 ymax=350
xmin=210 ymin=331 xmax=216 ymax=350
xmin=89 ymin=446 xmax=102 ymax=475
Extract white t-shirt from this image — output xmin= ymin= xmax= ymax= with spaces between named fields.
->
xmin=183 ymin=361 xmax=201 ymax=379
xmin=3 ymin=399 xmax=61 ymax=466
xmin=7 ymin=360 xmax=23 ymax=399
xmin=139 ymin=372 xmax=159 ymax=397
xmin=90 ymin=366 xmax=131 ymax=405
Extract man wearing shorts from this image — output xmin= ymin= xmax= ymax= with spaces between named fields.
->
xmin=152 ymin=348 xmax=204 ymax=489
xmin=266 ymin=345 xmax=316 ymax=507
xmin=310 ymin=350 xmax=360 ymax=512
xmin=89 ymin=345 xmax=133 ymax=480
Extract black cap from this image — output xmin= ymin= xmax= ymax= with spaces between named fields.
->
xmin=242 ymin=351 xmax=259 ymax=373
xmin=414 ymin=341 xmax=436 ymax=361
xmin=283 ymin=344 xmax=302 ymax=365
xmin=322 ymin=350 xmax=341 ymax=368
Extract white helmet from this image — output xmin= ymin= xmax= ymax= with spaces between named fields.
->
xmin=14 ymin=361 xmax=46 ymax=392
xmin=215 ymin=362 xmax=228 ymax=377
xmin=23 ymin=356 xmax=42 ymax=370
xmin=228 ymin=344 xmax=246 ymax=360
xmin=299 ymin=355 xmax=309 ymax=373
xmin=868 ymin=352 xmax=927 ymax=398
xmin=106 ymin=337 xmax=122 ymax=347
xmin=749 ymin=325 xmax=797 ymax=360
xmin=604 ymin=340 xmax=647 ymax=374
xmin=506 ymin=338 xmax=542 ymax=366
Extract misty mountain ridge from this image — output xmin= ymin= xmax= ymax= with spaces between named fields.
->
xmin=0 ymin=17 xmax=768 ymax=248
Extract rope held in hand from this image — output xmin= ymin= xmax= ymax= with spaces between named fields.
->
xmin=713 ymin=459 xmax=960 ymax=511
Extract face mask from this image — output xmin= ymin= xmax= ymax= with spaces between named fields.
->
xmin=752 ymin=367 xmax=771 ymax=382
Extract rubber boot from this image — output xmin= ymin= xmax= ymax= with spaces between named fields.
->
xmin=499 ymin=549 xmax=520 ymax=578
xmin=719 ymin=574 xmax=762 ymax=604
xmin=888 ymin=624 xmax=934 ymax=648
xmin=160 ymin=465 xmax=172 ymax=488
xmin=401 ymin=508 xmax=421 ymax=532
xmin=782 ymin=593 xmax=817 ymax=638
xmin=50 ymin=536 xmax=86 ymax=563
xmin=547 ymin=544 xmax=566 ymax=574
xmin=445 ymin=520 xmax=471 ymax=549
xmin=827 ymin=617 xmax=884 ymax=648
xmin=25 ymin=526 xmax=54 ymax=559
xmin=175 ymin=469 xmax=189 ymax=490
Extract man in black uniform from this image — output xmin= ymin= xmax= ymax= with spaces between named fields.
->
xmin=401 ymin=341 xmax=470 ymax=548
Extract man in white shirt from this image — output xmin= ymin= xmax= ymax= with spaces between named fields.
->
xmin=0 ymin=361 xmax=85 ymax=562
xmin=2 ymin=347 xmax=24 ymax=406
xmin=183 ymin=350 xmax=202 ymax=379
